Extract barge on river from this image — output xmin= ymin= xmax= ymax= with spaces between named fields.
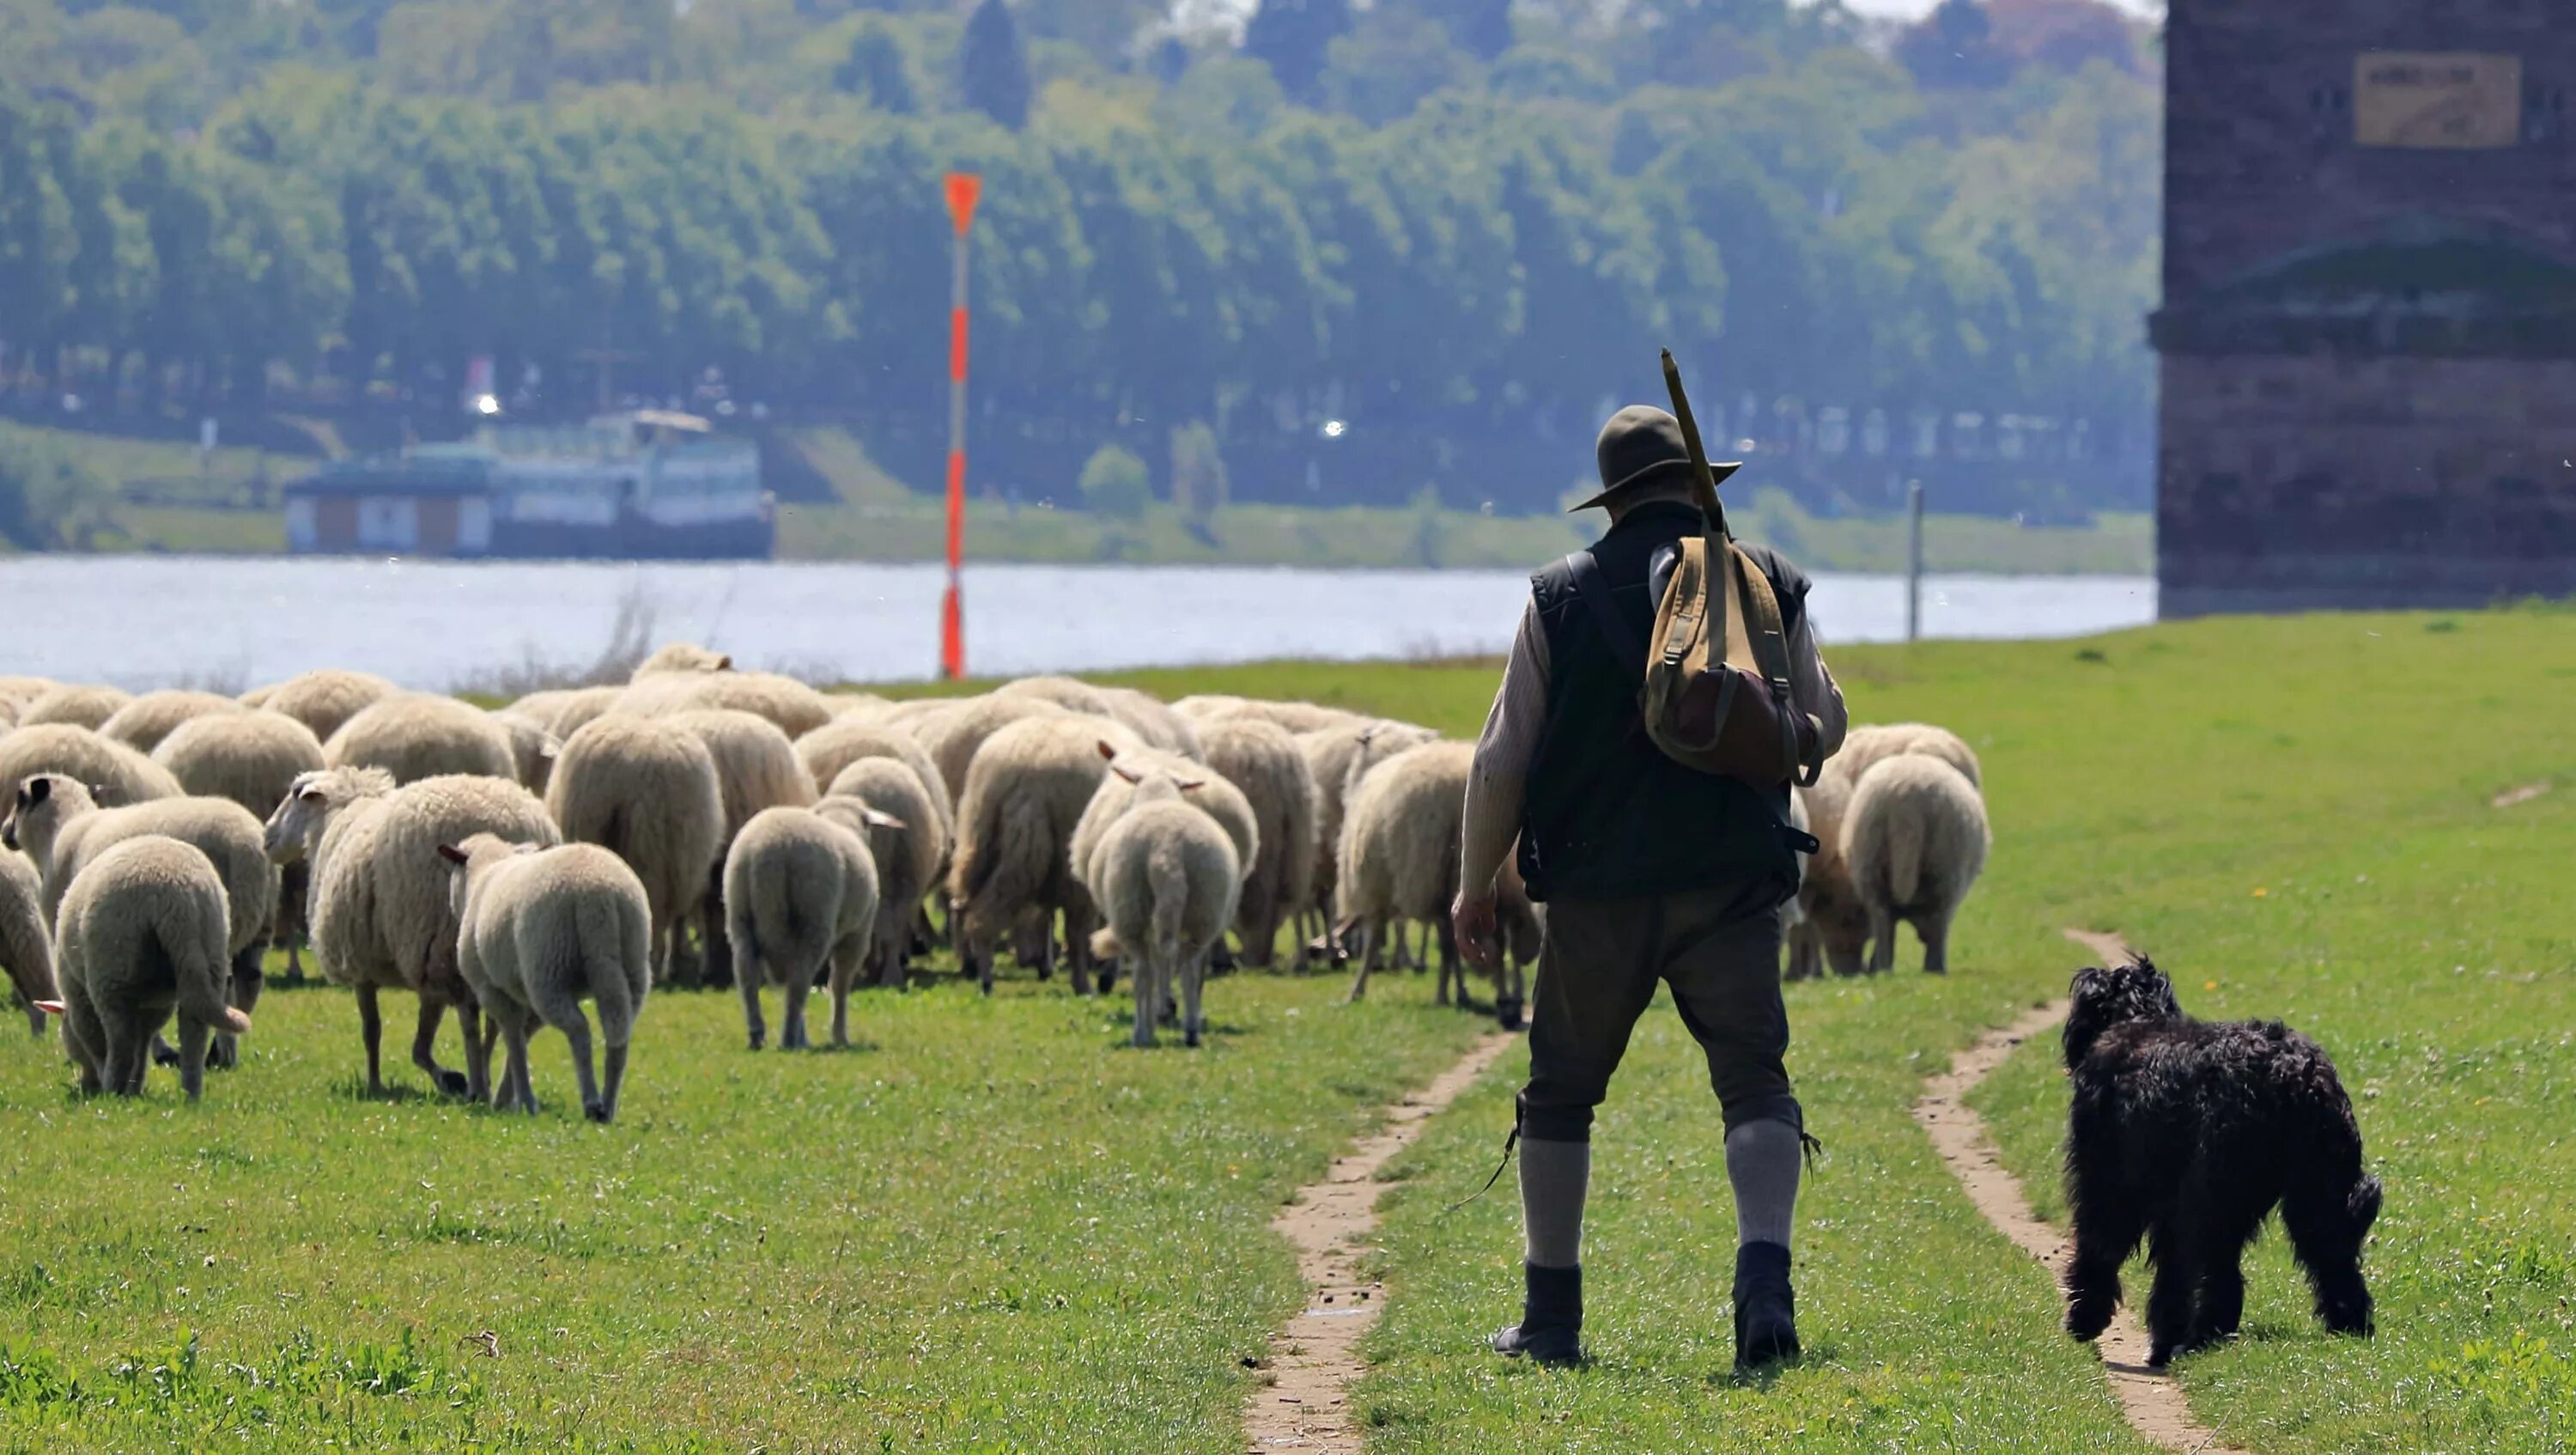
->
xmin=283 ymin=411 xmax=773 ymax=560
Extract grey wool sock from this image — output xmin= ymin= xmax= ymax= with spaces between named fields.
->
xmin=1726 ymin=1119 xmax=1803 ymax=1250
xmin=1520 ymin=1136 xmax=1591 ymax=1269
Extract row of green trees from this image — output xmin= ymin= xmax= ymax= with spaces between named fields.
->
xmin=0 ymin=0 xmax=2159 ymax=514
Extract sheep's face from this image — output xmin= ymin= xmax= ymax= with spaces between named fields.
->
xmin=3 ymin=774 xmax=92 ymax=860
xmin=264 ymin=775 xmax=334 ymax=865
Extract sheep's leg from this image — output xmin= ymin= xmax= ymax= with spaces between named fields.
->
xmin=599 ymin=1037 xmax=629 ymax=1123
xmin=175 ymin=1017 xmax=212 ymax=1102
xmin=1342 ymin=922 xmax=1377 ymax=1003
xmin=560 ymin=1013 xmax=605 ymax=1121
xmin=736 ymin=942 xmax=767 ymax=1051
xmin=503 ymin=1021 xmax=538 ymax=1116
xmin=1864 ymin=909 xmax=1897 ymax=975
xmin=459 ymin=1001 xmax=492 ymax=1106
xmin=412 ymin=998 xmax=469 ymax=1098
xmin=221 ymin=941 xmax=264 ymax=1070
xmin=1181 ymin=953 xmax=1206 ymax=1049
xmin=781 ymin=960 xmax=815 ymax=1052
xmin=878 ymin=923 xmax=909 ymax=993
xmin=830 ymin=952 xmax=857 ymax=1050
xmin=1918 ymin=909 xmax=1953 ymax=975
xmin=151 ymin=1033 xmax=181 ymax=1068
xmin=104 ymin=1013 xmax=150 ymax=1096
xmin=1067 ymin=906 xmax=1097 ymax=997
xmin=356 ymin=983 xmax=387 ymax=1096
xmin=1130 ymin=948 xmax=1157 ymax=1049
xmin=1436 ymin=917 xmax=1461 ymax=1008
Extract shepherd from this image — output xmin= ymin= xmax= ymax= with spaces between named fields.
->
xmin=1455 ymin=355 xmax=1847 ymax=1371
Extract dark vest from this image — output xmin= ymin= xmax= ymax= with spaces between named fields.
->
xmin=1516 ymin=501 xmax=1807 ymax=904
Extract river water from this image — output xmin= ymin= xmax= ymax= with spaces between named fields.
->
xmin=0 ymin=557 xmax=2155 ymax=691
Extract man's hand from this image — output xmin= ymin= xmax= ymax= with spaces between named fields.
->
xmin=1452 ymin=890 xmax=1501 ymax=971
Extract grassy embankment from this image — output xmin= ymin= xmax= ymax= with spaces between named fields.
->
xmin=5 ymin=602 xmax=2549 ymax=1451
xmin=2 ymin=418 xmax=2151 ymax=573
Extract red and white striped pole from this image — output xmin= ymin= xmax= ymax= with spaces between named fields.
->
xmin=940 ymin=172 xmax=981 ymax=681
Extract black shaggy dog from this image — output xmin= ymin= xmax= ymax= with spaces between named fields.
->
xmin=2061 ymin=959 xmax=2382 ymax=1366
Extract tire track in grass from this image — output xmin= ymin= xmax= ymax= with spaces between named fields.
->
xmin=1910 ymin=930 xmax=2253 ymax=1455
xmin=1243 ymin=1029 xmax=1515 ymax=1453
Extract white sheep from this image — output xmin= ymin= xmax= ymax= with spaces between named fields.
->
xmin=632 ymin=642 xmax=733 ymax=677
xmin=527 ymin=685 xmax=625 ymax=740
xmin=155 ymin=709 xmax=331 ymax=983
xmin=489 ymin=709 xmax=562 ymax=794
xmin=723 ymin=806 xmax=881 ymax=1050
xmin=0 ymin=675 xmax=59 ymax=709
xmin=6 ymin=773 xmax=278 ymax=1067
xmin=1176 ymin=696 xmax=1368 ymax=734
xmin=1335 ymin=740 xmax=1476 ymax=1006
xmin=1838 ymin=721 xmax=1983 ymax=790
xmin=995 ymin=674 xmax=1122 ymax=718
xmin=820 ymin=758 xmax=945 ymax=990
xmin=1297 ymin=719 xmax=1439 ymax=952
xmin=254 ymin=668 xmax=403 ymax=744
xmin=439 ymin=833 xmax=653 ymax=1120
xmin=53 ymin=835 xmax=246 ymax=1099
xmin=0 ymin=850 xmax=55 ymax=1037
xmin=325 ymin=693 xmax=520 ymax=785
xmin=615 ymin=669 xmax=835 ymax=740
xmin=544 ymin=715 xmax=725 ymax=989
xmin=794 ymin=717 xmax=954 ymax=836
xmin=1789 ymin=722 xmax=1981 ymax=978
xmin=665 ymin=708 xmax=818 ymax=987
xmin=0 ymin=724 xmax=185 ymax=803
xmin=948 ymin=714 xmax=1134 ymax=993
xmin=268 ymin=766 xmax=560 ymax=1099
xmin=914 ymin=694 xmax=1067 ymax=809
xmin=17 ymin=683 xmax=133 ymax=731
xmin=1195 ymin=718 xmax=1317 ymax=970
xmin=1096 ymin=686 xmax=1204 ymax=762
xmin=1841 ymin=753 xmax=1990 ymax=974
xmin=97 ymin=690 xmax=245 ymax=754
xmin=1081 ymin=767 xmax=1242 ymax=1048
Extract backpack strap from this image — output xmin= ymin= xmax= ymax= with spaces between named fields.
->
xmin=1563 ymin=551 xmax=1645 ymax=675
xmin=1731 ymin=542 xmax=1822 ymax=788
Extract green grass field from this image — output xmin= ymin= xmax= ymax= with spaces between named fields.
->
xmin=3 ymin=610 xmax=2568 ymax=1450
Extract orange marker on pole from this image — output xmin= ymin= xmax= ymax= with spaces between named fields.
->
xmin=940 ymin=173 xmax=981 ymax=680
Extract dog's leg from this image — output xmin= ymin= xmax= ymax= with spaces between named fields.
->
xmin=2063 ymin=1164 xmax=2143 ymax=1343
xmin=2142 ymin=1219 xmax=2199 ymax=1367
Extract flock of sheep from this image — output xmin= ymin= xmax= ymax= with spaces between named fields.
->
xmin=0 ymin=650 xmax=1996 ymax=1119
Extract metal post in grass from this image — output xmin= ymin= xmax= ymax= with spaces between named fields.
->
xmin=1905 ymin=479 xmax=1925 ymax=642
xmin=941 ymin=172 xmax=982 ymax=681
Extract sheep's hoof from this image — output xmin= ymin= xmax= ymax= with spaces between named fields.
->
xmin=151 ymin=1042 xmax=181 ymax=1068
xmin=584 ymin=1102 xmax=611 ymax=1123
xmin=746 ymin=1032 xmax=764 ymax=1052
xmin=434 ymin=1069 xmax=471 ymax=1098
xmin=1496 ymin=996 xmax=1526 ymax=1032
xmin=208 ymin=1041 xmax=239 ymax=1070
xmin=1183 ymin=1028 xmax=1201 ymax=1049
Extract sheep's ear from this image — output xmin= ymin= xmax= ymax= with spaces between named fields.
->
xmin=1110 ymin=764 xmax=1141 ymax=784
xmin=861 ymin=807 xmax=908 ymax=831
xmin=1097 ymin=740 xmax=1121 ymax=762
xmin=715 ymin=654 xmax=734 ymax=670
xmin=1177 ymin=777 xmax=1206 ymax=793
xmin=21 ymin=777 xmax=48 ymax=807
xmin=1356 ymin=728 xmax=1376 ymax=747
xmin=298 ymin=784 xmax=329 ymax=804
xmin=538 ymin=736 xmax=562 ymax=760
xmin=436 ymin=843 xmax=470 ymax=866
xmin=88 ymin=782 xmax=118 ymax=807
xmin=33 ymin=1001 xmax=62 ymax=1017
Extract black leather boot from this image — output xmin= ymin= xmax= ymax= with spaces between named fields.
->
xmin=1733 ymin=1242 xmax=1801 ymax=1371
xmin=1490 ymin=1262 xmax=1583 ymax=1366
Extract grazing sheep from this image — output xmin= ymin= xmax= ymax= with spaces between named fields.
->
xmin=1081 ymin=768 xmax=1242 ymax=1048
xmin=825 ymin=691 xmax=893 ymax=718
xmin=0 ymin=675 xmax=59 ymax=708
xmin=270 ymin=766 xmax=560 ymax=1099
xmin=18 ymin=684 xmax=134 ymax=732
xmin=617 ymin=670 xmax=835 ymax=740
xmin=155 ymin=711 xmax=330 ymax=983
xmin=0 ymin=851 xmax=54 ymax=1037
xmin=1842 ymin=753 xmax=1990 ymax=974
xmin=545 ymin=715 xmax=725 ymax=989
xmin=1195 ymin=718 xmax=1317 ymax=970
xmin=257 ymin=669 xmax=402 ymax=744
xmin=502 ymin=689 xmax=583 ymax=732
xmin=0 ymin=724 xmax=185 ymax=804
xmin=1297 ymin=720 xmax=1440 ymax=949
xmin=5 ymin=774 xmax=277 ymax=1066
xmin=880 ymin=697 xmax=963 ymax=728
xmin=325 ymin=694 xmax=520 ymax=785
xmin=1072 ymin=743 xmax=1258 ymax=904
xmin=667 ymin=708 xmax=819 ymax=989
xmin=532 ymin=685 xmax=625 ymax=740
xmin=722 ymin=807 xmax=881 ymax=1050
xmin=1334 ymin=740 xmax=1477 ymax=1008
xmin=489 ymin=709 xmax=562 ymax=794
xmin=1097 ymin=686 xmax=1205 ymax=762
xmin=53 ymin=836 xmax=246 ymax=1099
xmin=98 ymin=691 xmax=244 ymax=754
xmin=949 ymin=715 xmax=1136 ymax=993
xmin=633 ymin=642 xmax=732 ymax=677
xmin=821 ymin=758 xmax=945 ymax=990
xmin=1838 ymin=721 xmax=1983 ymax=791
xmin=795 ymin=718 xmax=954 ymax=836
xmin=1464 ymin=855 xmax=1547 ymax=1029
xmin=915 ymin=694 xmax=1066 ymax=809
xmin=439 ymin=834 xmax=652 ymax=1120
xmin=1792 ymin=724 xmax=1982 ymax=978
xmin=1176 ymin=696 xmax=1369 ymax=734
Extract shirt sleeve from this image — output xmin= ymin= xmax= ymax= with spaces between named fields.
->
xmin=1788 ymin=604 xmax=1847 ymax=764
xmin=1460 ymin=598 xmax=1549 ymax=897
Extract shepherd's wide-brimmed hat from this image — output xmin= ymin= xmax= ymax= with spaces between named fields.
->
xmin=1568 ymin=405 xmax=1743 ymax=513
